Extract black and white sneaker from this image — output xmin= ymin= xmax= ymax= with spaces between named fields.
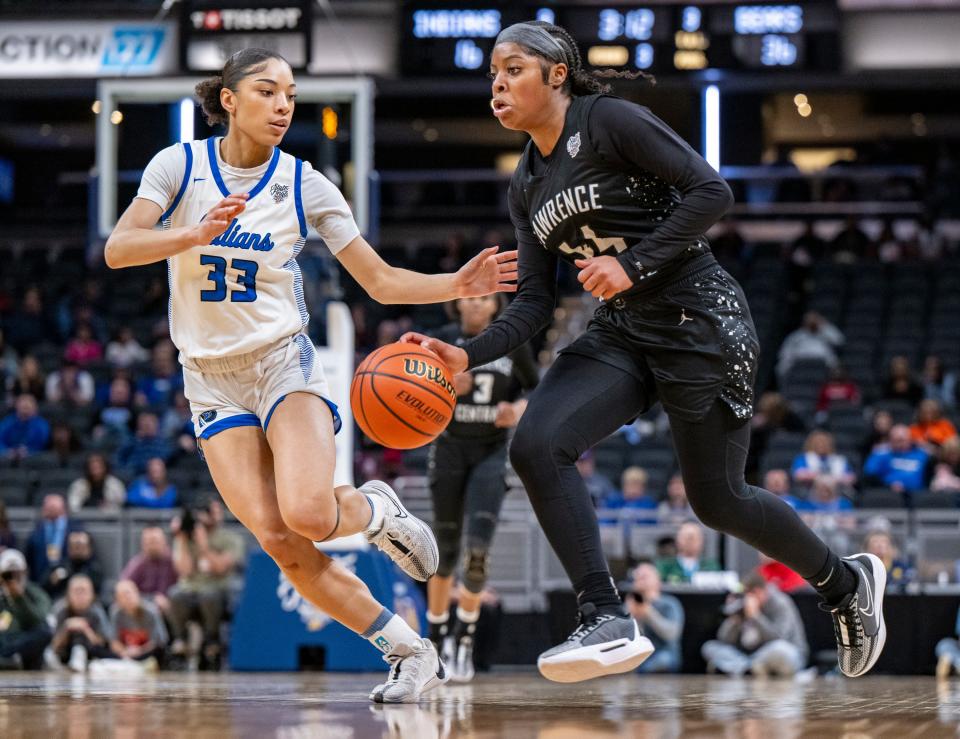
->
xmin=369 ymin=638 xmax=448 ymax=703
xmin=820 ymin=553 xmax=887 ymax=677
xmin=537 ymin=603 xmax=655 ymax=683
xmin=362 ymin=480 xmax=439 ymax=582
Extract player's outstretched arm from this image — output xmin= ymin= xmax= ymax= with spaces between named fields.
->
xmin=335 ymin=236 xmax=517 ymax=305
xmin=104 ymin=194 xmax=248 ymax=269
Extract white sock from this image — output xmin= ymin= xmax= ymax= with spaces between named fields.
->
xmin=426 ymin=611 xmax=449 ymax=625
xmin=364 ymin=493 xmax=386 ymax=534
xmin=362 ymin=608 xmax=420 ymax=654
xmin=456 ymin=606 xmax=480 ymax=624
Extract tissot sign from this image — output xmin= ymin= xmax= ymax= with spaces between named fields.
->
xmin=181 ymin=1 xmax=311 ymax=70
xmin=0 ymin=21 xmax=176 ymax=78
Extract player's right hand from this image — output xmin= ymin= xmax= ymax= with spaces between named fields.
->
xmin=400 ymin=332 xmax=468 ymax=375
xmin=191 ymin=194 xmax=249 ymax=245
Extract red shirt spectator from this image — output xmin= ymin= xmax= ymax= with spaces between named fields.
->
xmin=817 ymin=367 xmax=861 ymax=412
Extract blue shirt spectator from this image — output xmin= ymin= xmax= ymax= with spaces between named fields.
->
xmin=864 ymin=424 xmax=931 ymax=492
xmin=601 ymin=466 xmax=658 ymax=525
xmin=116 ymin=412 xmax=173 ymax=476
xmin=135 ymin=343 xmax=183 ymax=407
xmin=24 ymin=494 xmax=83 ymax=585
xmin=575 ymin=451 xmax=617 ymax=508
xmin=0 ymin=394 xmax=50 ymax=461
xmin=790 ymin=430 xmax=856 ymax=489
xmin=126 ymin=458 xmax=179 ymax=509
xmin=626 ymin=563 xmax=684 ymax=673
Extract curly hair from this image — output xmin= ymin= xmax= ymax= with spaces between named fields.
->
xmin=519 ymin=21 xmax=655 ymax=95
xmin=194 ymin=48 xmax=291 ymax=127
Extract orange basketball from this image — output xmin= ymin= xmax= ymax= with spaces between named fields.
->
xmin=350 ymin=342 xmax=457 ymax=449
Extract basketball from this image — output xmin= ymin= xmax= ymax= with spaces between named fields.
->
xmin=351 ymin=342 xmax=457 ymax=449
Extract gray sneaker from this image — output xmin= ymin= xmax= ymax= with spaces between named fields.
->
xmin=537 ymin=603 xmax=655 ymax=683
xmin=369 ymin=638 xmax=448 ymax=703
xmin=361 ymin=480 xmax=439 ymax=582
xmin=820 ymin=552 xmax=887 ymax=678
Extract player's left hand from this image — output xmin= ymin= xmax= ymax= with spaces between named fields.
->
xmin=455 ymin=246 xmax=518 ymax=298
xmin=493 ymin=401 xmax=519 ymax=428
xmin=575 ymin=256 xmax=633 ymax=301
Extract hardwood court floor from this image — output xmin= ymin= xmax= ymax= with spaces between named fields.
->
xmin=0 ymin=671 xmax=958 ymax=738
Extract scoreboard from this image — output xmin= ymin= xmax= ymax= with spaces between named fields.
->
xmin=401 ymin=2 xmax=840 ymax=75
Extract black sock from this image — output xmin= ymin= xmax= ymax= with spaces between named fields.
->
xmin=807 ymin=552 xmax=857 ymax=605
xmin=427 ymin=613 xmax=450 ymax=647
xmin=575 ymin=573 xmax=622 ymax=616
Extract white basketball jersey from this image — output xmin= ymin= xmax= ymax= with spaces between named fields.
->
xmin=161 ymin=137 xmax=310 ymax=360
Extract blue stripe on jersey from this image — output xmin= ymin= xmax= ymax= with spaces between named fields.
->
xmin=197 ymin=412 xmax=260 ymax=440
xmin=283 ymin=235 xmax=309 ymax=330
xmin=160 ymin=142 xmax=193 ymax=222
xmin=294 ymin=334 xmax=314 ymax=383
xmin=294 ymin=158 xmax=307 ymax=238
xmin=206 ymin=137 xmax=280 ymax=201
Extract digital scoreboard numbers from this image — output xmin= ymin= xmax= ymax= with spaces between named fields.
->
xmin=400 ymin=3 xmax=839 ymax=75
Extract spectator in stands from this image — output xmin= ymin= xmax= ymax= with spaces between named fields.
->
xmin=861 ymin=409 xmax=894 ymax=460
xmin=168 ymin=498 xmax=244 ymax=669
xmin=0 ymin=393 xmax=50 ymax=462
xmin=115 ymin=412 xmax=172 ymax=477
xmin=602 ymin=466 xmax=657 ymax=524
xmin=776 ymin=311 xmax=845 ymax=382
xmin=63 ymin=323 xmax=103 ymax=367
xmin=126 ymin=457 xmax=179 ymax=509
xmin=924 ymin=355 xmax=957 ymax=410
xmin=24 ymin=494 xmax=81 ymax=588
xmin=876 ymin=219 xmax=904 ymax=263
xmin=757 ymin=553 xmax=808 ymax=594
xmin=109 ymin=580 xmax=166 ymax=667
xmin=0 ymin=501 xmax=15 ymax=551
xmin=94 ymin=377 xmax=135 ymax=449
xmin=120 ymin=527 xmax=177 ymax=617
xmin=3 ymin=287 xmax=51 ymax=354
xmin=932 ymin=438 xmax=960 ymax=493
xmin=786 ymin=221 xmax=826 ymax=267
xmin=0 ymin=328 xmax=18 ymax=383
xmin=863 ymin=530 xmax=914 ymax=587
xmin=656 ymin=521 xmax=720 ymax=585
xmin=803 ymin=476 xmax=855 ymax=516
xmin=790 ymin=430 xmax=856 ymax=491
xmin=49 ymin=574 xmax=114 ymax=672
xmin=657 ymin=474 xmax=693 ymax=526
xmin=625 ymin=562 xmax=684 ymax=674
xmin=764 ymin=468 xmax=804 ymax=510
xmin=67 ymin=453 xmax=126 ymax=512
xmin=864 ymin=424 xmax=931 ymax=493
xmin=702 ymin=572 xmax=808 ymax=677
xmin=44 ymin=359 xmax=94 ymax=407
xmin=911 ymin=399 xmax=958 ymax=451
xmin=6 ymin=355 xmax=45 ymax=401
xmin=575 ymin=450 xmax=617 ymax=508
xmin=134 ymin=340 xmax=183 ymax=408
xmin=160 ymin=391 xmax=196 ymax=455
xmin=816 ymin=365 xmax=861 ymax=413
xmin=48 ymin=422 xmax=82 ymax=468
xmin=748 ymin=392 xmax=806 ymax=476
xmin=43 ymin=530 xmax=105 ymax=601
xmin=936 ymin=608 xmax=960 ymax=679
xmin=829 ymin=216 xmax=871 ymax=263
xmin=105 ymin=326 xmax=149 ymax=369
xmin=0 ymin=548 xmax=51 ymax=670
xmin=882 ymin=355 xmax=924 ymax=405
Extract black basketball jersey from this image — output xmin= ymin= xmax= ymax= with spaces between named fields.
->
xmin=463 ymin=93 xmax=733 ymax=370
xmin=436 ymin=322 xmax=539 ymax=442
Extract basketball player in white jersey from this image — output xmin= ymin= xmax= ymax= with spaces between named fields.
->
xmin=104 ymin=48 xmax=517 ymax=703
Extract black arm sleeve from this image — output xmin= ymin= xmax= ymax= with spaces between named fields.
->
xmin=588 ymin=97 xmax=734 ymax=280
xmin=507 ymin=342 xmax=540 ymax=398
xmin=462 ymin=178 xmax=557 ymax=369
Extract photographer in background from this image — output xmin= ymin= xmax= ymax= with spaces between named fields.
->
xmin=167 ymin=497 xmax=244 ymax=670
xmin=624 ymin=562 xmax=684 ymax=674
xmin=701 ymin=571 xmax=808 ymax=677
xmin=0 ymin=548 xmax=52 ymax=669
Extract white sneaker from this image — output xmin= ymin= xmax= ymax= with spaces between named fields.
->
xmin=362 ymin=480 xmax=439 ymax=582
xmin=369 ymin=638 xmax=448 ymax=704
xmin=68 ymin=645 xmax=88 ymax=673
xmin=43 ymin=646 xmax=66 ymax=672
xmin=537 ymin=604 xmax=655 ymax=683
xmin=448 ymin=638 xmax=475 ymax=683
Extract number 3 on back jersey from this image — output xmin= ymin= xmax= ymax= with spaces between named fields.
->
xmin=200 ymin=255 xmax=259 ymax=302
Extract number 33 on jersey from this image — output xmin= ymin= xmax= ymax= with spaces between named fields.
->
xmin=161 ymin=138 xmax=311 ymax=359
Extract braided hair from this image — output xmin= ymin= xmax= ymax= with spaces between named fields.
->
xmin=522 ymin=21 xmax=655 ymax=95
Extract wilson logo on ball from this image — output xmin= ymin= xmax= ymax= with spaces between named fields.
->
xmin=402 ymin=358 xmax=457 ymax=403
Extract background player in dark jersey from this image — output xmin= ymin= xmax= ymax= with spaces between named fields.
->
xmin=404 ymin=20 xmax=887 ymax=683
xmin=426 ymin=294 xmax=539 ymax=682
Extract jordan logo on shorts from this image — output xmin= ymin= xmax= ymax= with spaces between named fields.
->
xmin=679 ymin=309 xmax=694 ymax=326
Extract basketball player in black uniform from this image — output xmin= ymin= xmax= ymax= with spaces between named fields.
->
xmin=404 ymin=20 xmax=887 ymax=683
xmin=426 ymin=294 xmax=539 ymax=682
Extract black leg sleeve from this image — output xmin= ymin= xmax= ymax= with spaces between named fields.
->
xmin=669 ymin=400 xmax=833 ymax=579
xmin=510 ymin=353 xmax=652 ymax=610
